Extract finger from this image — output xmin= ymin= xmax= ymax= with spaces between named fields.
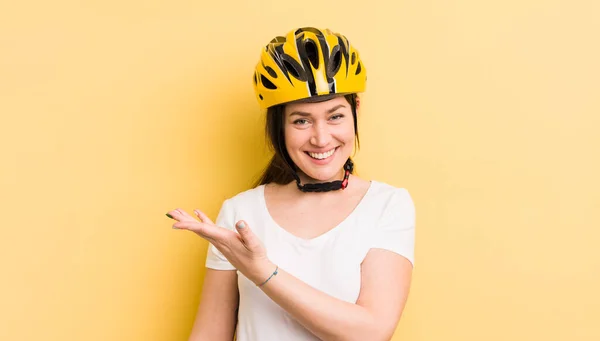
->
xmin=166 ymin=209 xmax=182 ymax=221
xmin=173 ymin=221 xmax=218 ymax=240
xmin=175 ymin=208 xmax=197 ymax=220
xmin=235 ymin=220 xmax=261 ymax=249
xmin=166 ymin=208 xmax=197 ymax=222
xmin=194 ymin=209 xmax=214 ymax=225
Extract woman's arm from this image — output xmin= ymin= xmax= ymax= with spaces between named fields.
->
xmin=256 ymin=248 xmax=412 ymax=341
xmin=188 ymin=269 xmax=239 ymax=341
xmin=168 ymin=208 xmax=412 ymax=341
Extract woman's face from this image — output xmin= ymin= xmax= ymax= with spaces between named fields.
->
xmin=283 ymin=96 xmax=356 ymax=184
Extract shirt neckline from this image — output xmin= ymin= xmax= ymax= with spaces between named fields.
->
xmin=258 ymin=180 xmax=377 ymax=246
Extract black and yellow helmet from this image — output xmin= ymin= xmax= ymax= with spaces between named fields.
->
xmin=253 ymin=27 xmax=366 ymax=109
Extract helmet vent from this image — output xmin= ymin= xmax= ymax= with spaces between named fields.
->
xmin=355 ymin=61 xmax=362 ymax=75
xmin=304 ymin=39 xmax=319 ymax=69
xmin=281 ymin=55 xmax=307 ymax=81
xmin=351 ymin=52 xmax=356 ymax=65
xmin=265 ymin=66 xmax=278 ymax=78
xmin=261 ymin=74 xmax=278 ymax=89
xmin=327 ymin=45 xmax=342 ymax=78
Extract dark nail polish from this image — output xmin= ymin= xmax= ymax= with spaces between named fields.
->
xmin=166 ymin=213 xmax=174 ymax=219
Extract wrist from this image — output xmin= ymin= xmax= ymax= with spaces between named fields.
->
xmin=250 ymin=259 xmax=277 ymax=286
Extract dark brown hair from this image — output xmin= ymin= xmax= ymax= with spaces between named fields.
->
xmin=253 ymin=93 xmax=360 ymax=187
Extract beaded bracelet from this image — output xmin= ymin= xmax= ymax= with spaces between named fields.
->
xmin=257 ymin=265 xmax=279 ymax=287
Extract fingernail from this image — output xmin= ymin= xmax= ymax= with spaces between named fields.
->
xmin=166 ymin=213 xmax=174 ymax=219
xmin=237 ymin=221 xmax=246 ymax=229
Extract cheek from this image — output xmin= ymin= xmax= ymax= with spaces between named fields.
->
xmin=336 ymin=123 xmax=356 ymax=144
xmin=343 ymin=128 xmax=356 ymax=141
xmin=284 ymin=127 xmax=306 ymax=150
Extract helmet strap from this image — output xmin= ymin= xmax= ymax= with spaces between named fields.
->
xmin=292 ymin=159 xmax=354 ymax=193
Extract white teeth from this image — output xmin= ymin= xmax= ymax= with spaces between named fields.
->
xmin=308 ymin=148 xmax=335 ymax=160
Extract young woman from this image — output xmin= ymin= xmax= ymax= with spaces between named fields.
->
xmin=167 ymin=27 xmax=415 ymax=341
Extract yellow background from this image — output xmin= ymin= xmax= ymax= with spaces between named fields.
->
xmin=1 ymin=0 xmax=599 ymax=340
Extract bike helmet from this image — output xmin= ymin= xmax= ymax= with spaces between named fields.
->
xmin=253 ymin=27 xmax=366 ymax=109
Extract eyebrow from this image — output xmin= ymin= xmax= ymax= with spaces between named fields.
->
xmin=289 ymin=104 xmax=347 ymax=117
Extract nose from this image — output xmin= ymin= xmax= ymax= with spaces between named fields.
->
xmin=309 ymin=122 xmax=332 ymax=147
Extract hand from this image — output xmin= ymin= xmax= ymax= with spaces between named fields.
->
xmin=166 ymin=208 xmax=274 ymax=285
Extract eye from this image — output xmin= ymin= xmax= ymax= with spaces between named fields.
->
xmin=293 ymin=118 xmax=309 ymax=125
xmin=330 ymin=114 xmax=344 ymax=120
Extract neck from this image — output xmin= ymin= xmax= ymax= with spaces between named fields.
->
xmin=292 ymin=159 xmax=354 ymax=193
xmin=296 ymin=168 xmax=345 ymax=185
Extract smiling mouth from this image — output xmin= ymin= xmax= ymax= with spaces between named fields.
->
xmin=305 ymin=147 xmax=337 ymax=160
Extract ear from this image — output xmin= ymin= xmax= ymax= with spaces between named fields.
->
xmin=355 ymin=96 xmax=361 ymax=110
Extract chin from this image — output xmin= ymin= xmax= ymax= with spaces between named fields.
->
xmin=297 ymin=157 xmax=348 ymax=182
xmin=303 ymin=170 xmax=339 ymax=182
